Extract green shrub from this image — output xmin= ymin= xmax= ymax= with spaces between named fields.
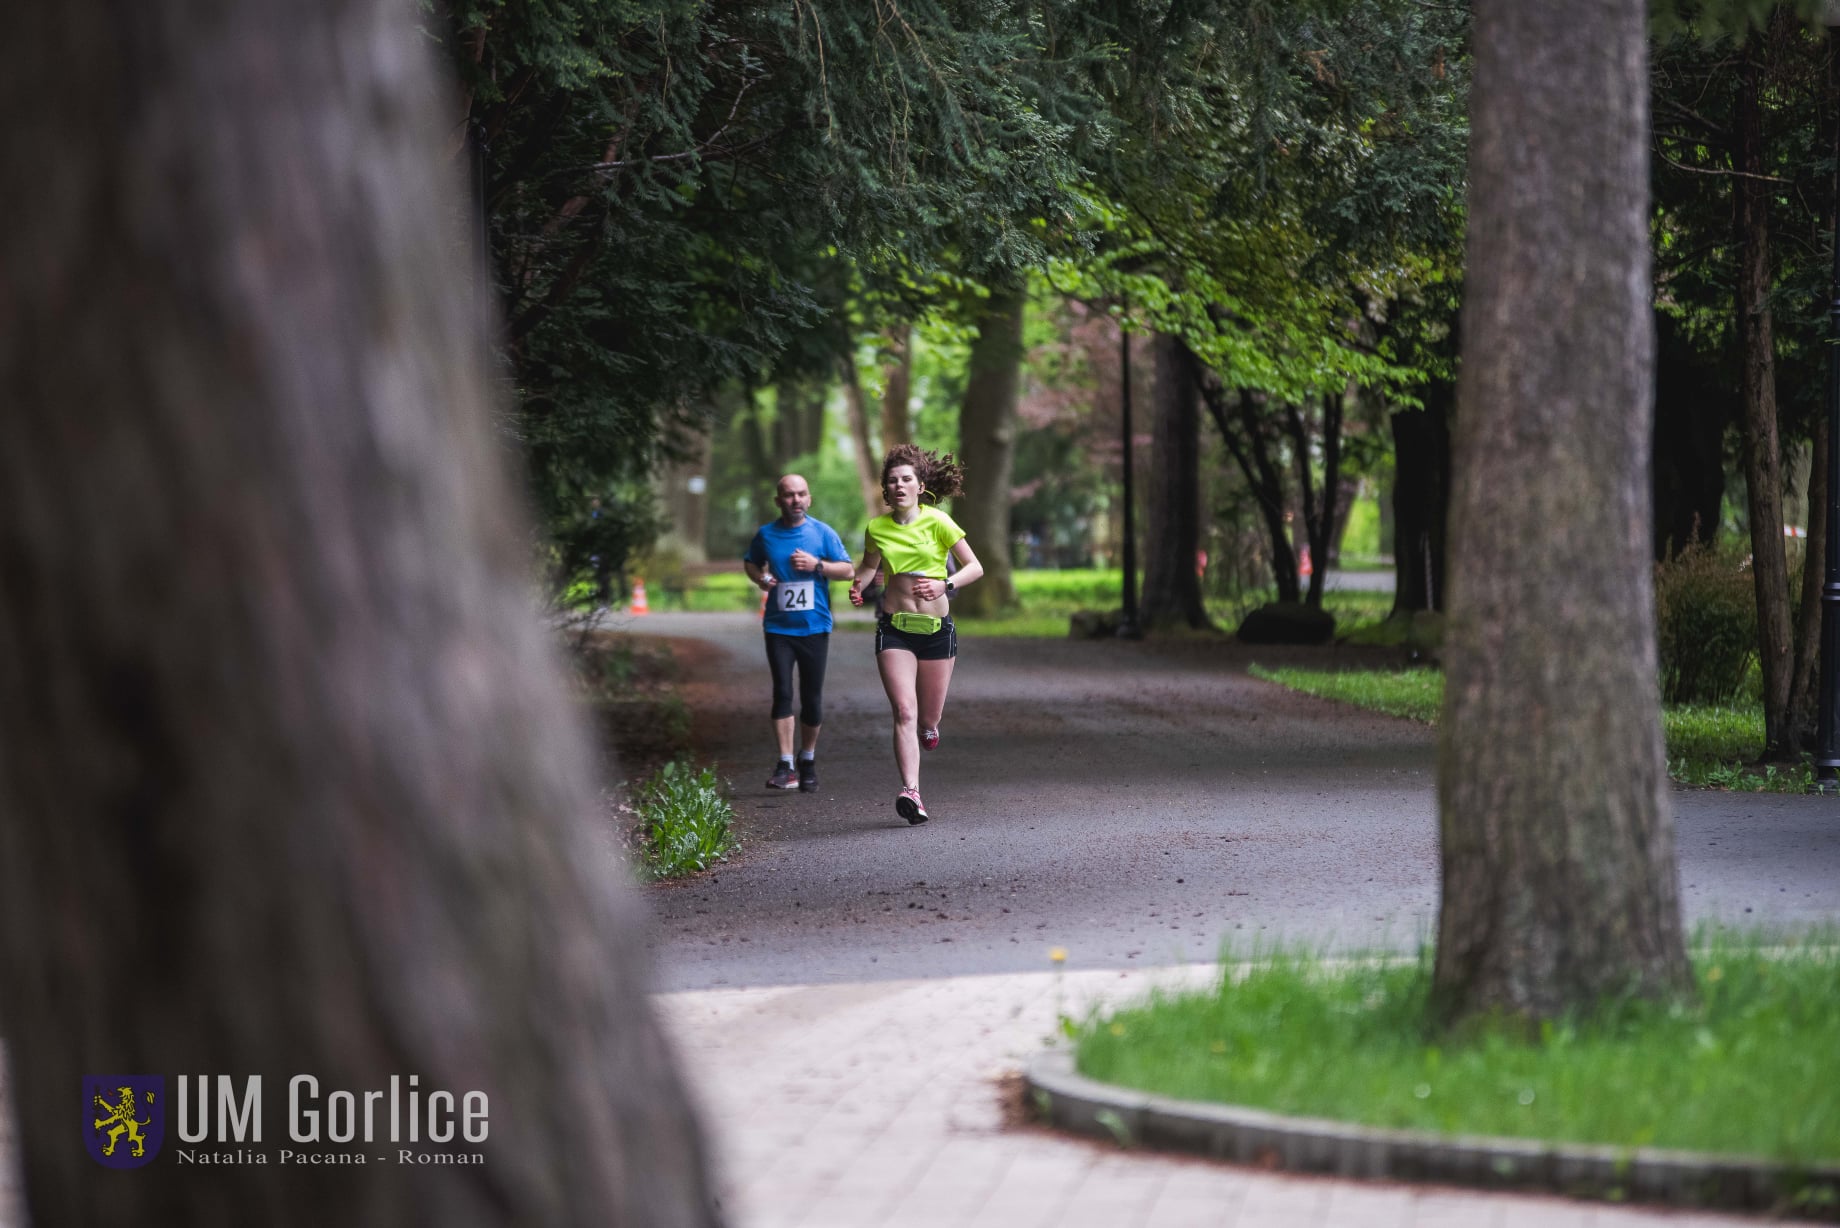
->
xmin=632 ymin=760 xmax=738 ymax=879
xmin=1655 ymin=542 xmax=1757 ymax=705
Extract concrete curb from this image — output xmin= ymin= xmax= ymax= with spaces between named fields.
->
xmin=1025 ymin=1049 xmax=1840 ymax=1217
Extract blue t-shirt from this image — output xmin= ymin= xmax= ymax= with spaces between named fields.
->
xmin=743 ymin=517 xmax=850 ymax=635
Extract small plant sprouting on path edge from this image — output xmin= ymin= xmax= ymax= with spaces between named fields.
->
xmin=630 ymin=759 xmax=738 ymax=880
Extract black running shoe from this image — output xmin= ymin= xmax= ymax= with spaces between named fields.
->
xmin=797 ymin=758 xmax=818 ymax=793
xmin=767 ymin=761 xmax=797 ymax=790
xmin=896 ymin=787 xmax=930 ymax=825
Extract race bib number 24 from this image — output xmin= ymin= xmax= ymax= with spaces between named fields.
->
xmin=776 ymin=580 xmax=816 ymax=612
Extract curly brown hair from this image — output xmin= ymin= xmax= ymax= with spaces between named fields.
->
xmin=880 ymin=443 xmax=966 ymax=504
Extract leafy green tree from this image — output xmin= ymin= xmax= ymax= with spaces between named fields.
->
xmin=1050 ymin=0 xmax=1467 ymax=624
xmin=436 ymin=0 xmax=1092 ymax=596
xmin=1650 ymin=9 xmax=1838 ymax=756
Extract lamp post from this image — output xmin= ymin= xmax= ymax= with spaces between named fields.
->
xmin=1819 ymin=6 xmax=1840 ymax=790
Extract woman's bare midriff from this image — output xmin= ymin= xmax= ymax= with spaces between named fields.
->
xmin=881 ymin=572 xmax=950 ymax=617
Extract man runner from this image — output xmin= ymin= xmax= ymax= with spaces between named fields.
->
xmin=743 ymin=474 xmax=853 ymax=792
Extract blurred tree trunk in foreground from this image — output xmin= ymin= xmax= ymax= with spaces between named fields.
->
xmin=0 ymin=2 xmax=721 ymax=1225
xmin=1435 ymin=0 xmax=1691 ymax=1028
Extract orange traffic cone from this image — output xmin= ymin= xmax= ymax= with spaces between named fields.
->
xmin=630 ymin=577 xmax=649 ymax=615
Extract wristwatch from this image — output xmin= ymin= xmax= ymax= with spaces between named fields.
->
xmin=945 ymin=580 xmax=956 ymax=596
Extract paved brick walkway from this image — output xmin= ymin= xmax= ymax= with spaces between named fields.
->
xmin=659 ymin=966 xmax=1760 ymax=1228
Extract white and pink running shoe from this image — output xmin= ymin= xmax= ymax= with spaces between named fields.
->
xmin=896 ymin=787 xmax=930 ymax=825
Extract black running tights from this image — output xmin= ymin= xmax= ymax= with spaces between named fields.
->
xmin=765 ymin=631 xmax=829 ymax=726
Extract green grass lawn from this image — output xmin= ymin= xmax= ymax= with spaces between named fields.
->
xmin=1075 ymin=943 xmax=1840 ymax=1173
xmin=1250 ymin=665 xmax=1812 ymax=793
xmin=646 ymin=569 xmax=1398 ymax=637
xmin=1251 ymin=664 xmax=1444 ymax=722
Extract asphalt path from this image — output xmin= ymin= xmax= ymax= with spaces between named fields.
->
xmin=633 ymin=611 xmax=1840 ymax=993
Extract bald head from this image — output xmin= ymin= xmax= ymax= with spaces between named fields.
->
xmin=774 ymin=474 xmax=811 ymax=525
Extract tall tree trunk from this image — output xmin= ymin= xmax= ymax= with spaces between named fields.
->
xmin=954 ymin=282 xmax=1024 ymax=614
xmin=1118 ymin=322 xmax=1142 ymax=631
xmin=1327 ymin=475 xmax=1360 ymax=566
xmin=880 ymin=324 xmax=914 ymax=449
xmin=1388 ymin=393 xmax=1451 ymax=616
xmin=1434 ymin=0 xmax=1691 ymax=1028
xmin=1789 ymin=419 xmax=1828 ymax=749
xmin=772 ymin=375 xmax=823 ymax=463
xmin=737 ymin=384 xmax=776 ymax=525
xmin=1651 ymin=312 xmax=1733 ymax=560
xmin=1648 ymin=309 xmax=1729 ymax=559
xmin=839 ymin=355 xmax=887 ymax=523
xmin=1204 ymin=385 xmax=1300 ymax=604
xmin=1791 ymin=63 xmax=1840 ymax=753
xmin=1141 ymin=335 xmax=1212 ymax=630
xmin=0 ymin=3 xmax=720 ymax=1225
xmin=1734 ymin=44 xmax=1795 ymax=759
xmin=1287 ymin=393 xmax=1344 ymax=609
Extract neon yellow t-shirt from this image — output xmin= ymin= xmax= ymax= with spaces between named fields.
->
xmin=864 ymin=506 xmax=964 ymax=579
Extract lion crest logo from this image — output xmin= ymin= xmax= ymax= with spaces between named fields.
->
xmin=83 ymin=1075 xmax=163 ymax=1168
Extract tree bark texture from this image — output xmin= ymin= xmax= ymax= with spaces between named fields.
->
xmin=738 ymin=384 xmax=776 ymax=526
xmin=880 ymin=325 xmax=914 ymax=450
xmin=1435 ymin=0 xmax=1691 ymax=1026
xmin=1733 ymin=46 xmax=1796 ymax=758
xmin=1141 ymin=335 xmax=1212 ymax=630
xmin=953 ymin=283 xmax=1025 ymax=614
xmin=0 ymin=4 xmax=721 ymax=1225
xmin=1388 ymin=394 xmax=1451 ymax=615
xmin=1788 ymin=419 xmax=1828 ymax=750
xmin=839 ymin=356 xmax=888 ymax=523
xmin=1651 ymin=313 xmax=1734 ymax=560
xmin=773 ymin=376 xmax=823 ymax=462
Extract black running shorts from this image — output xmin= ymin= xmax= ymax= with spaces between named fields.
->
xmin=874 ymin=614 xmax=957 ymax=660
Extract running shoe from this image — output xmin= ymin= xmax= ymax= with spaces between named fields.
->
xmin=766 ymin=761 xmax=798 ymax=790
xmin=919 ymin=726 xmax=940 ymax=752
xmin=896 ymin=787 xmax=930 ymax=825
xmin=797 ymin=758 xmax=818 ymax=793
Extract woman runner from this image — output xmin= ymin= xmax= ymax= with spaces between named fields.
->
xmin=849 ymin=444 xmax=984 ymax=824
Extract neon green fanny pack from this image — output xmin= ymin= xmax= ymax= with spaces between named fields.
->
xmin=889 ymin=611 xmax=944 ymax=635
